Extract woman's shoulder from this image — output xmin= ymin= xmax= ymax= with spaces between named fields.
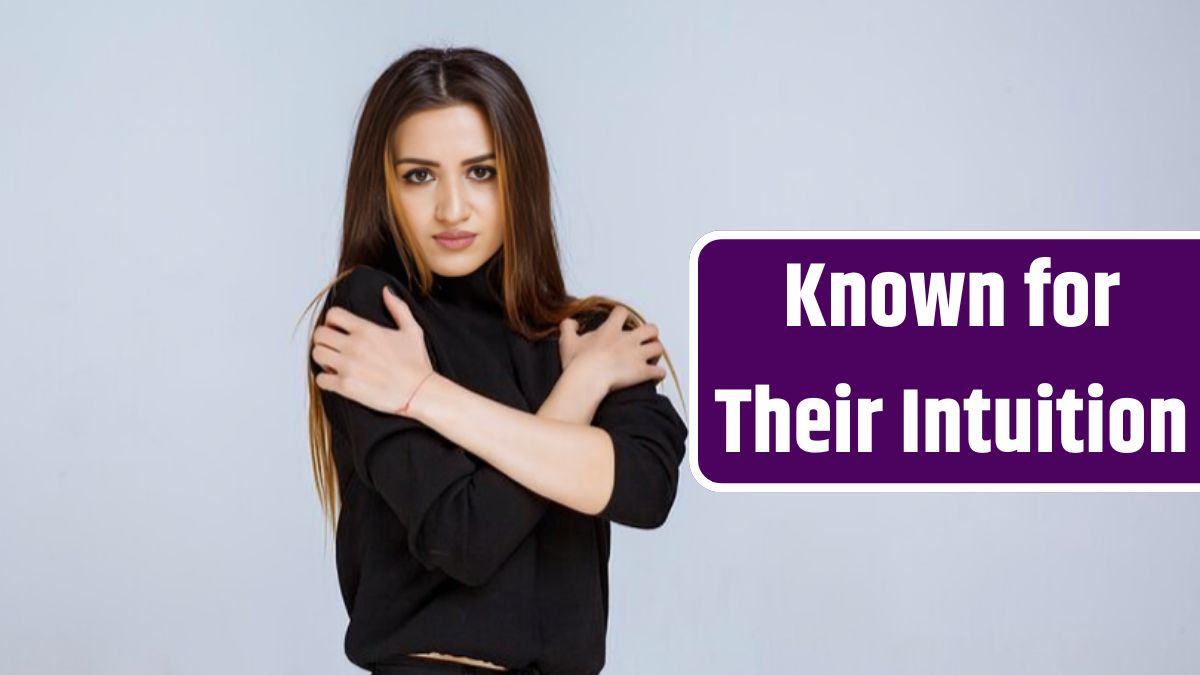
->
xmin=329 ymin=265 xmax=419 ymax=310
xmin=323 ymin=265 xmax=427 ymax=333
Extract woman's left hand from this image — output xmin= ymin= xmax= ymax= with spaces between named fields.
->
xmin=311 ymin=286 xmax=434 ymax=417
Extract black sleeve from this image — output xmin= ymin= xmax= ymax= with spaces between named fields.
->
xmin=591 ymin=377 xmax=689 ymax=529
xmin=313 ymin=265 xmax=550 ymax=586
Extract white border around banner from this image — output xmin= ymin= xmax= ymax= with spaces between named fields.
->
xmin=687 ymin=229 xmax=1200 ymax=493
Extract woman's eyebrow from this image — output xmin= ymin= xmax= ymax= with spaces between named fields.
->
xmin=394 ymin=152 xmax=495 ymax=167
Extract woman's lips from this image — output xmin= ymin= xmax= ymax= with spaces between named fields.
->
xmin=434 ymin=232 xmax=477 ymax=251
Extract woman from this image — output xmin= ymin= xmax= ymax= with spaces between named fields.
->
xmin=303 ymin=46 xmax=688 ymax=675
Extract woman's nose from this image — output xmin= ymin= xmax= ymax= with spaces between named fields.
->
xmin=435 ymin=180 xmax=469 ymax=224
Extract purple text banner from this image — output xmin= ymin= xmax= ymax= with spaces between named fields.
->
xmin=689 ymin=231 xmax=1200 ymax=491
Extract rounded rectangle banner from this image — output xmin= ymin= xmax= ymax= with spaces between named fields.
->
xmin=689 ymin=231 xmax=1200 ymax=492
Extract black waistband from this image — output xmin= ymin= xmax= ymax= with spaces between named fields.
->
xmin=371 ymin=654 xmax=540 ymax=675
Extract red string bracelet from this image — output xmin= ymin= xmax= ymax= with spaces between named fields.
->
xmin=396 ymin=370 xmax=435 ymax=416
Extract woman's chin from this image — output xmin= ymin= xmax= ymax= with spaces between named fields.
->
xmin=427 ymin=245 xmax=499 ymax=277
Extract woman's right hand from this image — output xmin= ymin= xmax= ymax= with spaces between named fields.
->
xmin=558 ymin=305 xmax=667 ymax=395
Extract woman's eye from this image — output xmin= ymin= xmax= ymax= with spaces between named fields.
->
xmin=469 ymin=165 xmax=497 ymax=181
xmin=402 ymin=169 xmax=433 ymax=184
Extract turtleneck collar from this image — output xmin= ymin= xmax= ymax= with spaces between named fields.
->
xmin=429 ymin=248 xmax=506 ymax=317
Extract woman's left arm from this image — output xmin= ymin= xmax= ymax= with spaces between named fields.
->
xmin=411 ymin=359 xmax=687 ymax=528
xmin=408 ymin=363 xmax=621 ymax=517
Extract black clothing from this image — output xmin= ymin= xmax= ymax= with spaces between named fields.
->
xmin=372 ymin=653 xmax=540 ymax=674
xmin=310 ymin=251 xmax=688 ymax=675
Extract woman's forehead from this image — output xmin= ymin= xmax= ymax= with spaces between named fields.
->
xmin=390 ymin=104 xmax=494 ymax=159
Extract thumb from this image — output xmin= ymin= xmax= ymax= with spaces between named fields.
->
xmin=560 ymin=317 xmax=578 ymax=339
xmin=382 ymin=285 xmax=416 ymax=330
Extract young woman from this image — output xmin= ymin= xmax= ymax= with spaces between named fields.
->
xmin=302 ymin=47 xmax=688 ymax=675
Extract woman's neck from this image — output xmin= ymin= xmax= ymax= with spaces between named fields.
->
xmin=429 ymin=249 xmax=506 ymax=317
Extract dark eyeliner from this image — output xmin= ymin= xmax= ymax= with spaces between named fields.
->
xmin=470 ymin=165 xmax=498 ymax=180
xmin=402 ymin=168 xmax=431 ymax=184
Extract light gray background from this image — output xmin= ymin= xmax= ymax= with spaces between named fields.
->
xmin=2 ymin=1 xmax=1197 ymax=673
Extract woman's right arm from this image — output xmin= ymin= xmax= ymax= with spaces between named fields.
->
xmin=535 ymin=359 xmax=609 ymax=424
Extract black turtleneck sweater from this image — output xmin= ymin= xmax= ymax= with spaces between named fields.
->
xmin=309 ymin=251 xmax=688 ymax=675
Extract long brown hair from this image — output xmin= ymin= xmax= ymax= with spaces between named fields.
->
xmin=297 ymin=46 xmax=685 ymax=540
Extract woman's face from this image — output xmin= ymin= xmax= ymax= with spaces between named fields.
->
xmin=389 ymin=103 xmax=504 ymax=277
